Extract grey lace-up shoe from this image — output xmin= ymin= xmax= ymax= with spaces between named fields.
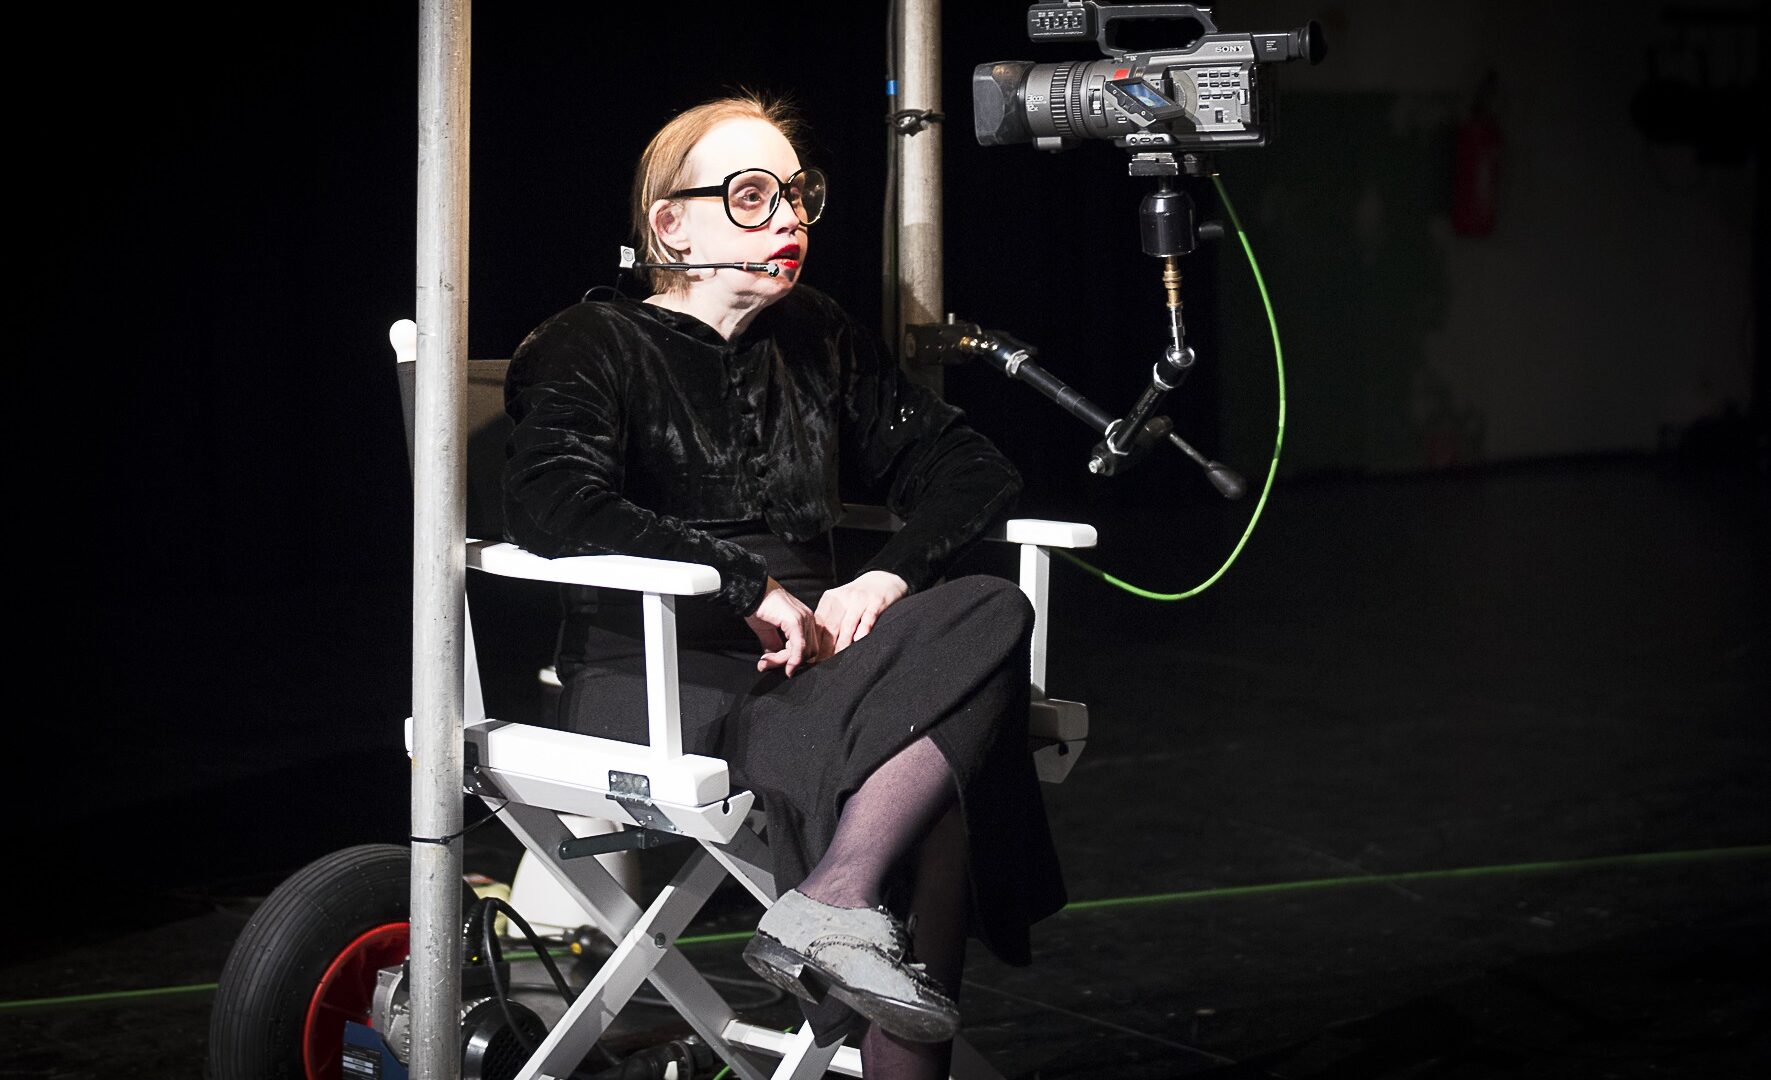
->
xmin=743 ymin=889 xmax=961 ymax=1043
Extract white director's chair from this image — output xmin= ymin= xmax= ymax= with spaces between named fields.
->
xmin=391 ymin=320 xmax=1095 ymax=1079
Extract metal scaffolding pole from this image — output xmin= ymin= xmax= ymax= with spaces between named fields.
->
xmin=412 ymin=1 xmax=470 ymax=1077
xmin=897 ymin=0 xmax=944 ymax=392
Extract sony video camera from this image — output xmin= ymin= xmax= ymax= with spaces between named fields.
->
xmin=974 ymin=2 xmax=1325 ymax=153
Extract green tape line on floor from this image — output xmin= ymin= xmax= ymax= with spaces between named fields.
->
xmin=6 ymin=844 xmax=1765 ymax=1012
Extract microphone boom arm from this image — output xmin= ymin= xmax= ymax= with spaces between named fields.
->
xmin=617 ymin=245 xmax=781 ymax=277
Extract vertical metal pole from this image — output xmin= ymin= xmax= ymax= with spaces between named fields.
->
xmin=413 ymin=1 xmax=470 ymax=1077
xmin=897 ymin=0 xmax=943 ymax=393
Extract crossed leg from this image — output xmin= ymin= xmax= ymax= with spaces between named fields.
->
xmin=858 ymin=805 xmax=968 ymax=1078
xmin=795 ymin=736 xmax=970 ymax=1080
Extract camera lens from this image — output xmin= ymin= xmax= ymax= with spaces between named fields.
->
xmin=1026 ymin=61 xmax=1122 ymax=142
xmin=972 ymin=61 xmax=1037 ymax=146
xmin=974 ymin=59 xmax=1135 ymax=148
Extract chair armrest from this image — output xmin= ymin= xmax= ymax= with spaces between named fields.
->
xmin=996 ymin=518 xmax=1097 ymax=549
xmin=837 ymin=504 xmax=1097 ymax=550
xmin=468 ymin=540 xmax=711 ymax=757
xmin=833 ymin=504 xmax=1095 ymax=698
xmin=468 ymin=540 xmax=721 ymax=596
xmin=1000 ymin=521 xmax=1096 ymax=698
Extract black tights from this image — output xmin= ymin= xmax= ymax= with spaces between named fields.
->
xmin=797 ymin=735 xmax=969 ymax=1079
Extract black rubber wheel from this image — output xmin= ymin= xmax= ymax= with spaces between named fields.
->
xmin=207 ymin=843 xmax=473 ymax=1080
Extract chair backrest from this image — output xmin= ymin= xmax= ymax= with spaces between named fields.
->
xmin=394 ymin=355 xmax=514 ymax=542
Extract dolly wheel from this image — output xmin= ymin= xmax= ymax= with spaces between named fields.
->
xmin=300 ymin=921 xmax=410 ymax=1079
xmin=208 ymin=844 xmax=474 ymax=1080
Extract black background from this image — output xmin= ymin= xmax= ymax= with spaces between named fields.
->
xmin=23 ymin=3 xmax=1763 ymax=886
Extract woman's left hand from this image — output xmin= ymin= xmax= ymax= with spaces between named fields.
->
xmin=814 ymin=570 xmax=909 ymax=655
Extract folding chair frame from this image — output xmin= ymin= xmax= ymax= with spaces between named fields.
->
xmin=392 ymin=323 xmax=1096 ymax=1079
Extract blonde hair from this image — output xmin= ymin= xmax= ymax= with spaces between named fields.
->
xmin=631 ymin=92 xmax=805 ymax=294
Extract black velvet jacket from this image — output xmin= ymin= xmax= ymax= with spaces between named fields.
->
xmin=502 ymin=286 xmax=1021 ymax=616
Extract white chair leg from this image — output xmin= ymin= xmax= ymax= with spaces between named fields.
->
xmin=705 ymin=825 xmax=780 ymax=906
xmin=771 ymin=1024 xmax=848 ymax=1079
xmin=511 ymin=847 xmax=727 ymax=1079
xmin=497 ymin=803 xmax=770 ymax=1080
xmin=724 ymin=1020 xmax=1000 ymax=1078
xmin=726 ymin=1021 xmax=860 ymax=1077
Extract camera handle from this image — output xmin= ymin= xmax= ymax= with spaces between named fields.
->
xmin=1088 ymin=154 xmax=1231 ymax=482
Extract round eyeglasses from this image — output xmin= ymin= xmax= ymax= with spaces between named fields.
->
xmin=666 ymin=166 xmax=828 ymax=229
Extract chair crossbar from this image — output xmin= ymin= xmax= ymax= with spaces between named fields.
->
xmin=512 ymin=847 xmax=730 ymax=1079
xmin=497 ymin=803 xmax=775 ymax=1080
xmin=726 ymin=1023 xmax=857 ymax=1078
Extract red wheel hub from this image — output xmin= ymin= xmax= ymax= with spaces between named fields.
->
xmin=301 ymin=922 xmax=410 ymax=1080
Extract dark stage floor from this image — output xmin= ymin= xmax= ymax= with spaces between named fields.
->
xmin=5 ymin=461 xmax=1767 ymax=1078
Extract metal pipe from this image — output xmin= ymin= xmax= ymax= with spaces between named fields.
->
xmin=896 ymin=0 xmax=943 ymax=393
xmin=412 ymin=1 xmax=471 ymax=1076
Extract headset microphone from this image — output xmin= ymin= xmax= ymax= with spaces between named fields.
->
xmin=618 ymin=246 xmax=782 ymax=277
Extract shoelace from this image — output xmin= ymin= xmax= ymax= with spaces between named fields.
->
xmin=873 ymin=906 xmax=913 ymax=962
xmin=887 ymin=911 xmax=938 ymax=984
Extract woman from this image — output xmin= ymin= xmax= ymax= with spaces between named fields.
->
xmin=503 ymin=94 xmax=1064 ymax=1077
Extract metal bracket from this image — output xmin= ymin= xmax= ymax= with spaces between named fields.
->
xmin=462 ymin=742 xmax=502 ymax=799
xmin=1128 ymin=151 xmax=1181 ymax=176
xmin=608 ymin=770 xmax=651 ymax=798
xmin=607 ymin=770 xmax=683 ymax=835
xmin=557 ymin=829 xmax=692 ymax=861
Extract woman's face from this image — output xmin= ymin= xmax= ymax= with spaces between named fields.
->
xmin=661 ymin=117 xmax=810 ymax=302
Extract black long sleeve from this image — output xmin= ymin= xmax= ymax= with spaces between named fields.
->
xmin=832 ymin=306 xmax=1022 ymax=592
xmin=502 ymin=287 xmax=1019 ymax=614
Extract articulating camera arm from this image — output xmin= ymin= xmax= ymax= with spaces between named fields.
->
xmin=904 ymin=319 xmax=1246 ymax=499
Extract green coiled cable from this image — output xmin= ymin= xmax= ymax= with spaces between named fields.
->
xmin=1057 ymin=172 xmax=1286 ymax=600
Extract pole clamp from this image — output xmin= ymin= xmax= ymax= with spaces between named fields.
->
xmin=891 ymin=109 xmax=945 ymax=136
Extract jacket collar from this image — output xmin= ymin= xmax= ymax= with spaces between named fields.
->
xmin=627 ymin=294 xmax=785 ymax=350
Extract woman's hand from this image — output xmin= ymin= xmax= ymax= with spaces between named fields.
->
xmin=745 ymin=577 xmax=823 ymax=677
xmin=814 ymin=570 xmax=909 ymax=655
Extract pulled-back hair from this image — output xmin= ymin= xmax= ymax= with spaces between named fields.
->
xmin=631 ymin=92 xmax=804 ymax=294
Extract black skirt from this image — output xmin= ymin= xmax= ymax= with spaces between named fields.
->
xmin=554 ymin=525 xmax=1066 ymax=965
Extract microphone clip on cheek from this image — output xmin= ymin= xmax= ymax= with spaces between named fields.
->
xmin=618 ymin=246 xmax=782 ymax=278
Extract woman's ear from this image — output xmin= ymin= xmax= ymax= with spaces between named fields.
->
xmin=648 ymin=198 xmax=690 ymax=260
